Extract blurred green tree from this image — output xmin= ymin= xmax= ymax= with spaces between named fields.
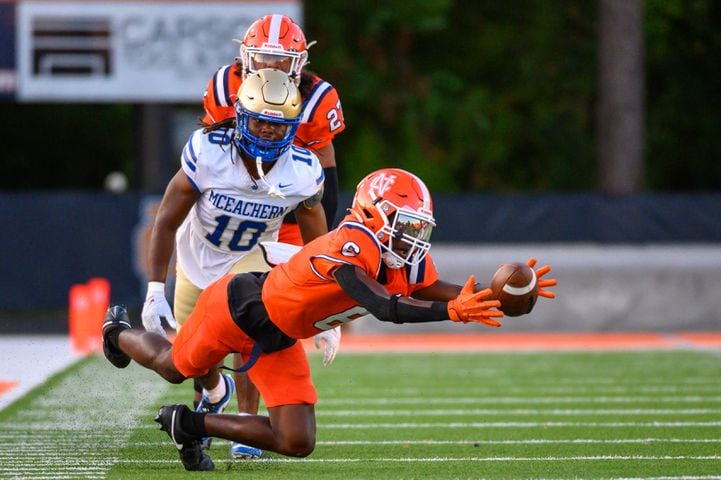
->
xmin=307 ymin=0 xmax=598 ymax=192
xmin=1 ymin=0 xmax=719 ymax=192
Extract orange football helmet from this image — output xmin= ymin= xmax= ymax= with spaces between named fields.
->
xmin=350 ymin=168 xmax=436 ymax=269
xmin=235 ymin=14 xmax=308 ymax=85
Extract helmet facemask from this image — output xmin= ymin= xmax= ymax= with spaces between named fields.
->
xmin=232 ymin=68 xmax=301 ymax=163
xmin=233 ymin=101 xmax=300 ymax=163
xmin=376 ymin=200 xmax=435 ymax=269
xmin=237 ymin=44 xmax=308 ymax=85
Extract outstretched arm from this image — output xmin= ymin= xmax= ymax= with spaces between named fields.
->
xmin=412 ymin=278 xmax=490 ymax=301
xmin=332 ymin=264 xmax=501 ymax=325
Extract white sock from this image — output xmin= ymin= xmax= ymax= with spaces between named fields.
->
xmin=203 ymin=376 xmax=227 ymax=404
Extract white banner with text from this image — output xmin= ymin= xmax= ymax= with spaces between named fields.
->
xmin=17 ymin=1 xmax=301 ymax=102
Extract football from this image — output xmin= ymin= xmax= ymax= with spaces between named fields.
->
xmin=490 ymin=262 xmax=538 ymax=317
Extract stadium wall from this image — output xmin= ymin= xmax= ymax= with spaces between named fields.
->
xmin=1 ymin=192 xmax=719 ymax=333
xmin=354 ymin=243 xmax=721 ymax=334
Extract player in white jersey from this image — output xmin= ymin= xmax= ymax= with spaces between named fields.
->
xmin=140 ymin=69 xmax=335 ymax=452
xmin=173 ymin=129 xmax=323 ymax=292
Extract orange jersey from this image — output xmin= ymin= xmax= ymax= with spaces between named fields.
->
xmin=262 ymin=216 xmax=439 ymax=339
xmin=202 ymin=64 xmax=345 ymax=150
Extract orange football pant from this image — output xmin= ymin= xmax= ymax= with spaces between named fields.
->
xmin=171 ymin=274 xmax=317 ymax=407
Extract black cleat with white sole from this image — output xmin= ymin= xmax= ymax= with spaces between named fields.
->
xmin=102 ymin=305 xmax=131 ymax=368
xmin=155 ymin=404 xmax=215 ymax=471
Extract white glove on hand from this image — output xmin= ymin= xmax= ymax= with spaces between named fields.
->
xmin=141 ymin=282 xmax=177 ymax=338
xmin=313 ymin=327 xmax=341 ymax=367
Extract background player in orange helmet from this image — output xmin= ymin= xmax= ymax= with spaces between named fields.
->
xmin=102 ymin=168 xmax=557 ymax=472
xmin=202 ymin=13 xmax=345 ymax=459
xmin=203 ymin=13 xmax=344 ymax=245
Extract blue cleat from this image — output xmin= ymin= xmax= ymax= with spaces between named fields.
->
xmin=230 ymin=441 xmax=263 ymax=460
xmin=195 ymin=373 xmax=234 ymax=450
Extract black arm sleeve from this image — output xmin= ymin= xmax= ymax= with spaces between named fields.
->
xmin=333 ymin=263 xmax=449 ymax=323
xmin=321 ymin=166 xmax=339 ymax=229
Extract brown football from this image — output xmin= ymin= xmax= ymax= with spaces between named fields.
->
xmin=490 ymin=262 xmax=538 ymax=317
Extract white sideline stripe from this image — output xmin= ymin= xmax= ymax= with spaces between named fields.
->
xmin=0 ymin=335 xmax=81 ymax=411
xmin=324 ymin=377 xmax=719 ymax=387
xmin=315 ymin=408 xmax=721 ymax=416
xmin=5 ymin=402 xmax=721 ymax=430
xmin=322 ymin=384 xmax=721 ymax=396
xmin=319 ymin=438 xmax=721 ymax=446
xmin=321 ymin=395 xmax=721 ymax=405
xmin=340 ymin=385 xmax=721 ymax=393
xmin=111 ymin=455 xmax=721 ymax=463
xmin=310 ymin=421 xmax=721 ymax=429
xmin=126 ymin=420 xmax=721 ymax=430
xmin=53 ymin=438 xmax=721 ymax=448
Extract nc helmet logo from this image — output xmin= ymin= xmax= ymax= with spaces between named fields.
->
xmin=368 ymin=173 xmax=397 ymax=198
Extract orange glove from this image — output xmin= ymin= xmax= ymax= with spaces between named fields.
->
xmin=447 ymin=275 xmax=504 ymax=327
xmin=526 ymin=258 xmax=557 ymax=299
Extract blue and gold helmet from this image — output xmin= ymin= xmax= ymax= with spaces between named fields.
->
xmin=233 ymin=68 xmax=301 ymax=162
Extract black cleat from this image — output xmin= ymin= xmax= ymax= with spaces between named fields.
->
xmin=155 ymin=404 xmax=215 ymax=471
xmin=102 ymin=305 xmax=131 ymax=368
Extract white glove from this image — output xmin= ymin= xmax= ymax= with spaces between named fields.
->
xmin=141 ymin=282 xmax=177 ymax=338
xmin=313 ymin=327 xmax=341 ymax=367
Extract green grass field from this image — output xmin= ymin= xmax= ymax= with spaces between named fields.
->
xmin=2 ymin=349 xmax=721 ymax=479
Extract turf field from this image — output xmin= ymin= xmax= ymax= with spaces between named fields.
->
xmin=1 ymin=348 xmax=721 ymax=479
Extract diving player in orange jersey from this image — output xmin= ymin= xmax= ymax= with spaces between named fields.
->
xmin=102 ymin=168 xmax=557 ymax=472
xmin=202 ymin=14 xmax=345 ymax=458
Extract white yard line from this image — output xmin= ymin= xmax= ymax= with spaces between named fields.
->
xmin=321 ymin=395 xmax=721 ymax=405
xmin=321 ymin=384 xmax=721 ymax=396
xmin=314 ymin=408 xmax=721 ymax=416
xmin=51 ymin=437 xmax=721 ymax=448
xmin=123 ymin=420 xmax=721 ymax=430
xmin=109 ymin=454 xmax=721 ymax=463
xmin=313 ymin=421 xmax=721 ymax=429
xmin=0 ymin=359 xmax=169 ymax=479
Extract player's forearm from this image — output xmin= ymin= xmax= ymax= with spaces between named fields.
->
xmin=296 ymin=204 xmax=327 ymax=243
xmin=333 ymin=264 xmax=448 ymax=324
xmin=146 ymin=224 xmax=176 ymax=282
xmin=412 ymin=279 xmax=491 ymax=301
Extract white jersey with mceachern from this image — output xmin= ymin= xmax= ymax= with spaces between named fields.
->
xmin=176 ymin=127 xmax=324 ymax=289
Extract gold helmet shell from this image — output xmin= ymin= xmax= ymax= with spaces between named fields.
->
xmin=236 ymin=68 xmax=301 ymax=119
xmin=233 ymin=68 xmax=302 ymax=162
